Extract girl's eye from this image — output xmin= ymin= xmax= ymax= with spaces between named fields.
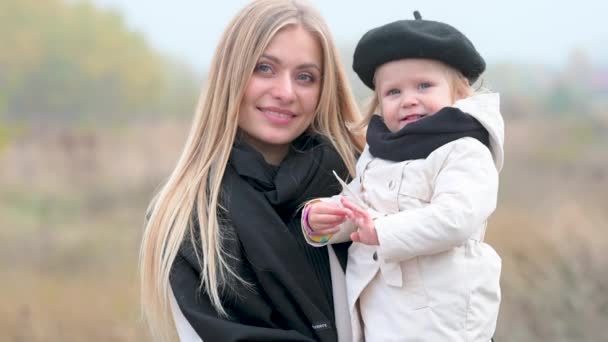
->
xmin=255 ymin=63 xmax=273 ymax=74
xmin=386 ymin=89 xmax=400 ymax=96
xmin=418 ymin=82 xmax=432 ymax=90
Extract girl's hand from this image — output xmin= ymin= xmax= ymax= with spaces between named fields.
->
xmin=308 ymin=202 xmax=349 ymax=236
xmin=341 ymin=197 xmax=379 ymax=246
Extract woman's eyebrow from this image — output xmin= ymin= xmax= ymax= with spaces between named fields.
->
xmin=260 ymin=54 xmax=321 ymax=72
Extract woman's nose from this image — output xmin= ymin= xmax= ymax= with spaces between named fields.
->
xmin=271 ymin=73 xmax=296 ymax=102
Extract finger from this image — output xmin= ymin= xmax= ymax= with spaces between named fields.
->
xmin=340 ymin=203 xmax=360 ymax=219
xmin=342 ymin=203 xmax=372 ymax=229
xmin=346 ymin=214 xmax=368 ymax=231
xmin=350 ymin=232 xmax=360 ymax=242
xmin=314 ymin=212 xmax=348 ymax=221
xmin=352 ymin=204 xmax=370 ymax=219
xmin=313 ymin=204 xmax=350 ymax=216
xmin=344 ymin=209 xmax=366 ymax=226
xmin=340 ymin=197 xmax=367 ymax=216
xmin=310 ymin=214 xmax=347 ymax=227
xmin=309 ymin=224 xmax=335 ymax=232
xmin=313 ymin=227 xmax=340 ymax=236
xmin=343 ymin=212 xmax=371 ymax=233
xmin=314 ymin=220 xmax=346 ymax=230
xmin=311 ymin=223 xmax=343 ymax=232
xmin=342 ymin=208 xmax=355 ymax=219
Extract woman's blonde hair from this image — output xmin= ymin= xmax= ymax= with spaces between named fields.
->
xmin=360 ymin=60 xmax=474 ymax=128
xmin=139 ymin=0 xmax=362 ymax=340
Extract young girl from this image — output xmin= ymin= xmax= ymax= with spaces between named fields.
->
xmin=302 ymin=12 xmax=504 ymax=342
xmin=139 ymin=1 xmax=364 ymax=341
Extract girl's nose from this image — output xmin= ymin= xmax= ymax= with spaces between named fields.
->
xmin=401 ymin=92 xmax=418 ymax=108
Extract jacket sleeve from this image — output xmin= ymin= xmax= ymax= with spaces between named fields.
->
xmin=375 ymin=139 xmax=499 ymax=262
xmin=170 ymin=251 xmax=316 ymax=342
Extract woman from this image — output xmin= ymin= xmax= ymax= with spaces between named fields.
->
xmin=139 ymin=0 xmax=363 ymax=341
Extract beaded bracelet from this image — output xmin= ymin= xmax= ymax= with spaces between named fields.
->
xmin=302 ymin=204 xmax=316 ymax=235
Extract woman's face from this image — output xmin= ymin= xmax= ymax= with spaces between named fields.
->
xmin=238 ymin=25 xmax=323 ymax=164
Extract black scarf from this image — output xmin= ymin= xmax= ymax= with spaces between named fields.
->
xmin=367 ymin=106 xmax=490 ymax=161
xmin=218 ymin=133 xmax=350 ymax=341
xmin=228 ymin=134 xmax=350 ymax=223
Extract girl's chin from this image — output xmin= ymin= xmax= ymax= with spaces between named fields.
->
xmin=397 ymin=121 xmax=414 ymax=130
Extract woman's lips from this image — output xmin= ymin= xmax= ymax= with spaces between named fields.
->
xmin=259 ymin=106 xmax=296 ymax=125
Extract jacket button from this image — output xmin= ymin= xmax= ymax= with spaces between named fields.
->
xmin=372 ymin=251 xmax=378 ymax=261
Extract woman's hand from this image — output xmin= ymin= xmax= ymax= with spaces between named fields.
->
xmin=307 ymin=202 xmax=349 ymax=236
xmin=341 ymin=197 xmax=379 ymax=245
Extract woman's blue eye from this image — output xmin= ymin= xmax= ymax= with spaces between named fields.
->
xmin=387 ymin=89 xmax=400 ymax=96
xmin=297 ymin=73 xmax=315 ymax=83
xmin=255 ymin=63 xmax=273 ymax=73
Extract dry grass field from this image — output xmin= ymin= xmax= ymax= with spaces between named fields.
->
xmin=1 ymin=116 xmax=606 ymax=341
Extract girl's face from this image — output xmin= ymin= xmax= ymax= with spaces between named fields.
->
xmin=238 ymin=25 xmax=323 ymax=164
xmin=375 ymin=59 xmax=455 ymax=133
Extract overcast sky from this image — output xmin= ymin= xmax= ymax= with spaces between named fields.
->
xmin=90 ymin=0 xmax=608 ymax=72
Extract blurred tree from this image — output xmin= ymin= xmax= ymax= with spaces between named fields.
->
xmin=0 ymin=0 xmax=198 ymax=123
xmin=546 ymin=49 xmax=594 ymax=117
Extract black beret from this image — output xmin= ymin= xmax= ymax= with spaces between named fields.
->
xmin=353 ymin=11 xmax=485 ymax=89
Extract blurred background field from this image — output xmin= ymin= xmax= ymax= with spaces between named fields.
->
xmin=1 ymin=0 xmax=607 ymax=341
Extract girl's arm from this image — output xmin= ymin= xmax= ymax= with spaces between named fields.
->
xmin=300 ymin=169 xmax=370 ymax=246
xmin=301 ymin=148 xmax=384 ymax=247
xmin=374 ymin=139 xmax=498 ymax=262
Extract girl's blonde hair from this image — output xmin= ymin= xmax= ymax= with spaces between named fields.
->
xmin=139 ymin=0 xmax=363 ymax=340
xmin=360 ymin=60 xmax=474 ymax=128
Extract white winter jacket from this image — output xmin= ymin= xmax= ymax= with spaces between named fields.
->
xmin=303 ymin=93 xmax=504 ymax=342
